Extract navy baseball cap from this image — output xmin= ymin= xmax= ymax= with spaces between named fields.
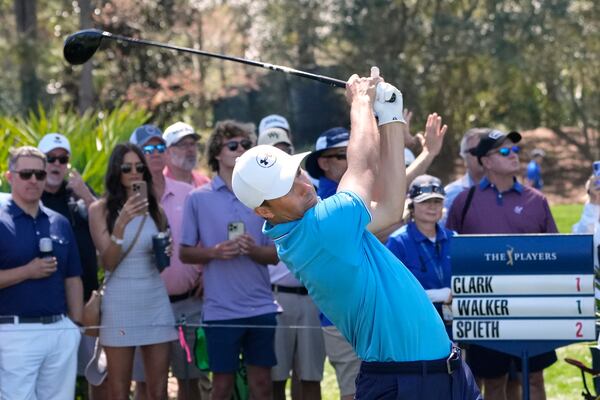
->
xmin=305 ymin=127 xmax=350 ymax=178
xmin=470 ymin=129 xmax=521 ymax=164
xmin=129 ymin=124 xmax=165 ymax=146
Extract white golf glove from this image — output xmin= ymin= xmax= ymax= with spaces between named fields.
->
xmin=373 ymin=82 xmax=405 ymax=126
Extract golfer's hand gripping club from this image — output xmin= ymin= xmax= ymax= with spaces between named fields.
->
xmin=371 ymin=66 xmax=405 ymax=126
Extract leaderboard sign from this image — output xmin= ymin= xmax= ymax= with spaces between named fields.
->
xmin=451 ymin=234 xmax=595 ymax=343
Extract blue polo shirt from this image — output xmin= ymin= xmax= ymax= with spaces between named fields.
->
xmin=264 ymin=191 xmax=451 ymax=362
xmin=0 ymin=198 xmax=82 ymax=317
xmin=386 ymin=222 xmax=453 ymax=291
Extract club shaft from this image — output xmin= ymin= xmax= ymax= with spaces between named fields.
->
xmin=103 ymin=32 xmax=347 ymax=88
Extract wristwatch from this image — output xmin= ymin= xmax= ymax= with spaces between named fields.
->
xmin=110 ymin=234 xmax=124 ymax=245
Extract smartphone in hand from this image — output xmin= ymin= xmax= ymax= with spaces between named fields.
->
xmin=132 ymin=180 xmax=148 ymax=200
xmin=228 ymin=222 xmax=245 ymax=241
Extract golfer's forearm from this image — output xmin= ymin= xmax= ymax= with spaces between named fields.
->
xmin=375 ymin=123 xmax=406 ymax=214
xmin=347 ymin=97 xmax=379 ymax=179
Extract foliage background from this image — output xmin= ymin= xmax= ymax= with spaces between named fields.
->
xmin=0 ymin=0 xmax=598 ymax=190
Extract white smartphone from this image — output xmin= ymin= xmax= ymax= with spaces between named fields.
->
xmin=227 ymin=222 xmax=245 ymax=240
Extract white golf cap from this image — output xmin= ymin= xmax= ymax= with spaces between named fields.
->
xmin=232 ymin=145 xmax=309 ymax=209
xmin=163 ymin=122 xmax=200 ymax=147
xmin=38 ymin=133 xmax=71 ymax=154
xmin=258 ymin=114 xmax=290 ymax=135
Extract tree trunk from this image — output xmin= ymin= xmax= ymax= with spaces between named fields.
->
xmin=78 ymin=0 xmax=95 ymax=113
xmin=14 ymin=0 xmax=40 ymax=113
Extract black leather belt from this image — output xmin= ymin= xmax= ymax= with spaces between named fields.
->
xmin=272 ymin=284 xmax=309 ymax=296
xmin=0 ymin=314 xmax=65 ymax=324
xmin=361 ymin=346 xmax=462 ymax=375
xmin=169 ymin=287 xmax=199 ymax=303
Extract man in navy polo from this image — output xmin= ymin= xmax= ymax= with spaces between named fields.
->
xmin=446 ymin=130 xmax=557 ymax=400
xmin=232 ymin=69 xmax=481 ymax=399
xmin=0 ymin=146 xmax=83 ymax=399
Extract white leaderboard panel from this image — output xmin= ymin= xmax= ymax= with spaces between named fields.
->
xmin=452 ymin=297 xmax=594 ymax=318
xmin=453 ymin=319 xmax=596 ymax=340
xmin=452 ymin=275 xmax=594 ymax=295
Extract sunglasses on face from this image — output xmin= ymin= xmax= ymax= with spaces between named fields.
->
xmin=120 ymin=163 xmax=146 ymax=174
xmin=13 ymin=169 xmax=47 ymax=181
xmin=224 ymin=139 xmax=253 ymax=152
xmin=495 ymin=145 xmax=520 ymax=157
xmin=46 ymin=155 xmax=69 ymax=164
xmin=142 ymin=144 xmax=166 ymax=155
xmin=409 ymin=184 xmax=445 ymax=199
xmin=321 ymin=153 xmax=347 ymax=161
xmin=173 ymin=140 xmax=199 ymax=150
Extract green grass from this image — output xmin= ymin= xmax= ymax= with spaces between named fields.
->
xmin=546 ymin=343 xmax=596 ymax=399
xmin=552 ymin=203 xmax=585 ymax=234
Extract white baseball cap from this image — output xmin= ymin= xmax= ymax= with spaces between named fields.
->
xmin=232 ymin=145 xmax=309 ymax=209
xmin=258 ymin=114 xmax=290 ymax=135
xmin=38 ymin=133 xmax=71 ymax=154
xmin=163 ymin=122 xmax=200 ymax=147
xmin=257 ymin=129 xmax=293 ymax=147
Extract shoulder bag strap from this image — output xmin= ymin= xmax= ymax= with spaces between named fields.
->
xmin=459 ymin=185 xmax=476 ymax=231
xmin=100 ymin=214 xmax=148 ymax=291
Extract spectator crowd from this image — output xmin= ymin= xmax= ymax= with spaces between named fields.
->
xmin=0 ymin=68 xmax=595 ymax=400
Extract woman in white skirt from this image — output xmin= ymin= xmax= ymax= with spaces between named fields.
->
xmin=89 ymin=143 xmax=176 ymax=399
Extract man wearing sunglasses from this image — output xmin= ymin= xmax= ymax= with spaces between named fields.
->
xmin=180 ymin=120 xmax=279 ymax=400
xmin=446 ymin=129 xmax=558 ymax=400
xmin=163 ymin=121 xmax=210 ymax=188
xmin=129 ymin=124 xmax=211 ymax=400
xmin=37 ymin=133 xmax=104 ymax=398
xmin=0 ymin=146 xmax=83 ymax=400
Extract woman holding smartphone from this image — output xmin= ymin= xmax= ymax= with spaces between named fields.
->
xmin=89 ymin=143 xmax=176 ymax=399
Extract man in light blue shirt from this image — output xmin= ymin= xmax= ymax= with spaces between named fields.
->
xmin=232 ymin=69 xmax=480 ymax=399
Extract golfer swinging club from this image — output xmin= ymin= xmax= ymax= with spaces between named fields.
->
xmin=232 ymin=68 xmax=481 ymax=399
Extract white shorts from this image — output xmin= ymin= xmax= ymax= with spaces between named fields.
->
xmin=0 ymin=316 xmax=81 ymax=400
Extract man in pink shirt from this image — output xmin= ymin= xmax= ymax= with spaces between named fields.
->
xmin=163 ymin=121 xmax=210 ymax=188
xmin=130 ymin=124 xmax=210 ymax=400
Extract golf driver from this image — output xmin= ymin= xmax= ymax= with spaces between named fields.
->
xmin=63 ymin=29 xmax=347 ymax=88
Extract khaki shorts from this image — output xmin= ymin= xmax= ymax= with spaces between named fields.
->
xmin=271 ymin=291 xmax=325 ymax=381
xmin=133 ymin=296 xmax=208 ymax=381
xmin=323 ymin=325 xmax=361 ymax=397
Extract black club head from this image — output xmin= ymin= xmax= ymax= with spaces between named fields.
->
xmin=63 ymin=29 xmax=106 ymax=65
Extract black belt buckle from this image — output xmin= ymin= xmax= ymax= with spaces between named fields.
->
xmin=446 ymin=346 xmax=461 ymax=374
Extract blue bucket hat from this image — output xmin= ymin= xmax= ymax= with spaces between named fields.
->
xmin=305 ymin=127 xmax=350 ymax=178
